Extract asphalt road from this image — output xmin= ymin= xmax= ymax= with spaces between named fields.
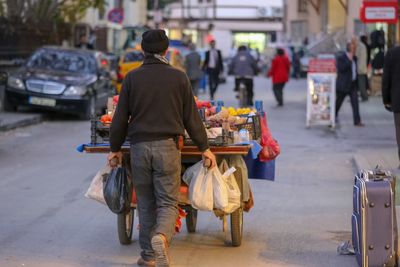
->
xmin=1 ymin=77 xmax=394 ymax=267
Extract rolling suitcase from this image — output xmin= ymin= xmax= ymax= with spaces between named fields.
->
xmin=352 ymin=167 xmax=398 ymax=267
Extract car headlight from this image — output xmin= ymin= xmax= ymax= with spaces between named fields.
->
xmin=64 ymin=85 xmax=87 ymax=96
xmin=7 ymin=76 xmax=25 ymax=90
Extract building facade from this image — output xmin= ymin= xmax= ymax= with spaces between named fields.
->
xmin=284 ymin=0 xmax=397 ymax=52
xmin=162 ymin=0 xmax=284 ymax=57
xmin=78 ymin=0 xmax=147 ymax=52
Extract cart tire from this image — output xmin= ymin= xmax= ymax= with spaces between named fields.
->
xmin=230 ymin=163 xmax=244 ymax=247
xmin=230 ymin=207 xmax=243 ymax=247
xmin=117 ymin=208 xmax=134 ymax=245
xmin=185 ymin=207 xmax=198 ymax=233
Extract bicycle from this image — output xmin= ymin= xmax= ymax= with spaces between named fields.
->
xmin=238 ymin=80 xmax=248 ymax=108
xmin=235 ymin=77 xmax=253 ymax=107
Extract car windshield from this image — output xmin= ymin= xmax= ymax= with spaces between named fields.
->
xmin=26 ymin=49 xmax=97 ymax=74
xmin=123 ymin=51 xmax=144 ymax=63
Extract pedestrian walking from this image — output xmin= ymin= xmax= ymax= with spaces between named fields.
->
xmin=335 ymin=42 xmax=364 ymax=127
xmin=229 ymin=45 xmax=259 ymax=106
xmin=108 ymin=29 xmax=217 ymax=267
xmin=184 ymin=43 xmax=202 ymax=96
xmin=360 ymin=35 xmax=371 ymax=92
xmin=356 ymin=36 xmax=369 ymax=101
xmin=203 ymin=40 xmax=224 ymax=100
xmin=382 ymin=46 xmax=400 ymax=168
xmin=267 ymin=48 xmax=290 ymax=107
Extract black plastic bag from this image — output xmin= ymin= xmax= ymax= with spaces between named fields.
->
xmin=103 ymin=167 xmax=132 ymax=214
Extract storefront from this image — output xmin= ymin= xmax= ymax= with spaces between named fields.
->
xmin=232 ymin=32 xmax=276 ymax=53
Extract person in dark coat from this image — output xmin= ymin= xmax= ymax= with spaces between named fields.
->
xmin=335 ymin=42 xmax=364 ymax=127
xmin=108 ymin=29 xmax=216 ymax=267
xmin=229 ymin=45 xmax=259 ymax=106
xmin=382 ymin=46 xmax=400 ymax=167
xmin=267 ymin=48 xmax=290 ymax=107
xmin=203 ymin=40 xmax=224 ymax=100
xmin=184 ymin=43 xmax=202 ymax=96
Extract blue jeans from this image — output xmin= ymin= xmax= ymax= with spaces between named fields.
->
xmin=130 ymin=139 xmax=181 ymax=261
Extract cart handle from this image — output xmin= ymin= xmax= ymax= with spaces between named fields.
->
xmin=109 ymin=157 xmax=121 ymax=167
xmin=203 ymin=158 xmax=211 ymax=168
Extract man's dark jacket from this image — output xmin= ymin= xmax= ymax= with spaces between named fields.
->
xmin=382 ymin=46 xmax=400 ymax=112
xmin=110 ymin=55 xmax=209 ymax=152
xmin=203 ymin=49 xmax=224 ymax=74
xmin=336 ymin=52 xmax=358 ymax=93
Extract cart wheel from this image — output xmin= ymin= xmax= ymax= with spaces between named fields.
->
xmin=185 ymin=206 xmax=198 ymax=233
xmin=230 ymin=164 xmax=244 ymax=247
xmin=230 ymin=207 xmax=243 ymax=247
xmin=117 ymin=208 xmax=134 ymax=245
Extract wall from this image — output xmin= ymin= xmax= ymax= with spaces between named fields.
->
xmin=346 ymin=0 xmax=364 ymax=39
xmin=327 ymin=0 xmax=346 ymax=33
xmin=211 ymin=30 xmax=232 ymax=57
xmin=81 ymin=0 xmax=147 ymax=27
xmin=284 ymin=0 xmax=322 ymax=44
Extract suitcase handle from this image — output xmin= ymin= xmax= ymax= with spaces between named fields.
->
xmin=372 ymin=165 xmax=388 ymax=181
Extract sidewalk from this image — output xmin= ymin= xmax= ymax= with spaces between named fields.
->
xmin=0 ymin=112 xmax=42 ymax=132
xmin=334 ymin=96 xmax=398 ymax=173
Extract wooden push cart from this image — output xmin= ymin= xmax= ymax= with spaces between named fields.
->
xmin=84 ymin=144 xmax=251 ymax=247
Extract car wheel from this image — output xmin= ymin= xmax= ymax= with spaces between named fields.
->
xmin=3 ymin=93 xmax=17 ymax=112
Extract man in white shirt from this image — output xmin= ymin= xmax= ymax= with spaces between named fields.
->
xmin=203 ymin=40 xmax=223 ymax=100
xmin=335 ymin=42 xmax=364 ymax=126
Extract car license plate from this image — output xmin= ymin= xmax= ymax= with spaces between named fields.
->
xmin=29 ymin=96 xmax=56 ymax=107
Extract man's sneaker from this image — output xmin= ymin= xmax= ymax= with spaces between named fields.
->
xmin=137 ymin=257 xmax=155 ymax=267
xmin=151 ymin=234 xmax=170 ymax=267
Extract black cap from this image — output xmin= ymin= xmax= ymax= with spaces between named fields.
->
xmin=141 ymin=29 xmax=169 ymax=54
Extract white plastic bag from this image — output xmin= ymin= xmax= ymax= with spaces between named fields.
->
xmin=223 ymin=168 xmax=241 ymax=213
xmin=182 ymin=161 xmax=203 ymax=186
xmin=219 ymin=160 xmax=241 ymax=214
xmin=85 ymin=165 xmax=111 ymax=205
xmin=189 ymin=161 xmax=214 ymax=211
xmin=212 ymin=167 xmax=229 ymax=210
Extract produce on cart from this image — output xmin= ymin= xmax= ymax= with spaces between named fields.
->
xmin=81 ymin=94 xmax=278 ymax=248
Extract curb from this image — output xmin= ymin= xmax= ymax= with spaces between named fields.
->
xmin=352 ymin=153 xmax=368 ymax=173
xmin=0 ymin=114 xmax=43 ymax=132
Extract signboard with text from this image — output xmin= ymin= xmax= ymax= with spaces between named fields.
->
xmin=306 ymin=59 xmax=337 ymax=128
xmin=360 ymin=1 xmax=398 ymax=24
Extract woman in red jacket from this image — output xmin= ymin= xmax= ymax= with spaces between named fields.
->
xmin=268 ymin=48 xmax=290 ymax=106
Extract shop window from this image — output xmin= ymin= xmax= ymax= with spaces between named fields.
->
xmin=298 ymin=0 xmax=308 ymax=13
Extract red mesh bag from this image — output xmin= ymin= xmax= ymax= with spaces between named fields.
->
xmin=258 ymin=113 xmax=280 ymax=162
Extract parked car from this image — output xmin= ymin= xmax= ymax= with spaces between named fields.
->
xmin=4 ymin=46 xmax=114 ymax=119
xmin=115 ymin=48 xmax=144 ymax=93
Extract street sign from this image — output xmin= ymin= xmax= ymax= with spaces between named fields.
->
xmin=108 ymin=8 xmax=124 ymax=24
xmin=360 ymin=1 xmax=398 ymax=24
xmin=308 ymin=59 xmax=336 ymax=73
xmin=306 ymin=59 xmax=337 ymax=129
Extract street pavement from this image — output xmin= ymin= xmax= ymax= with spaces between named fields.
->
xmin=0 ymin=76 xmax=397 ymax=267
xmin=0 ymin=111 xmax=43 ymax=132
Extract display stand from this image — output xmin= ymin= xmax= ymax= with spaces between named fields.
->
xmin=306 ymin=59 xmax=337 ymax=129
